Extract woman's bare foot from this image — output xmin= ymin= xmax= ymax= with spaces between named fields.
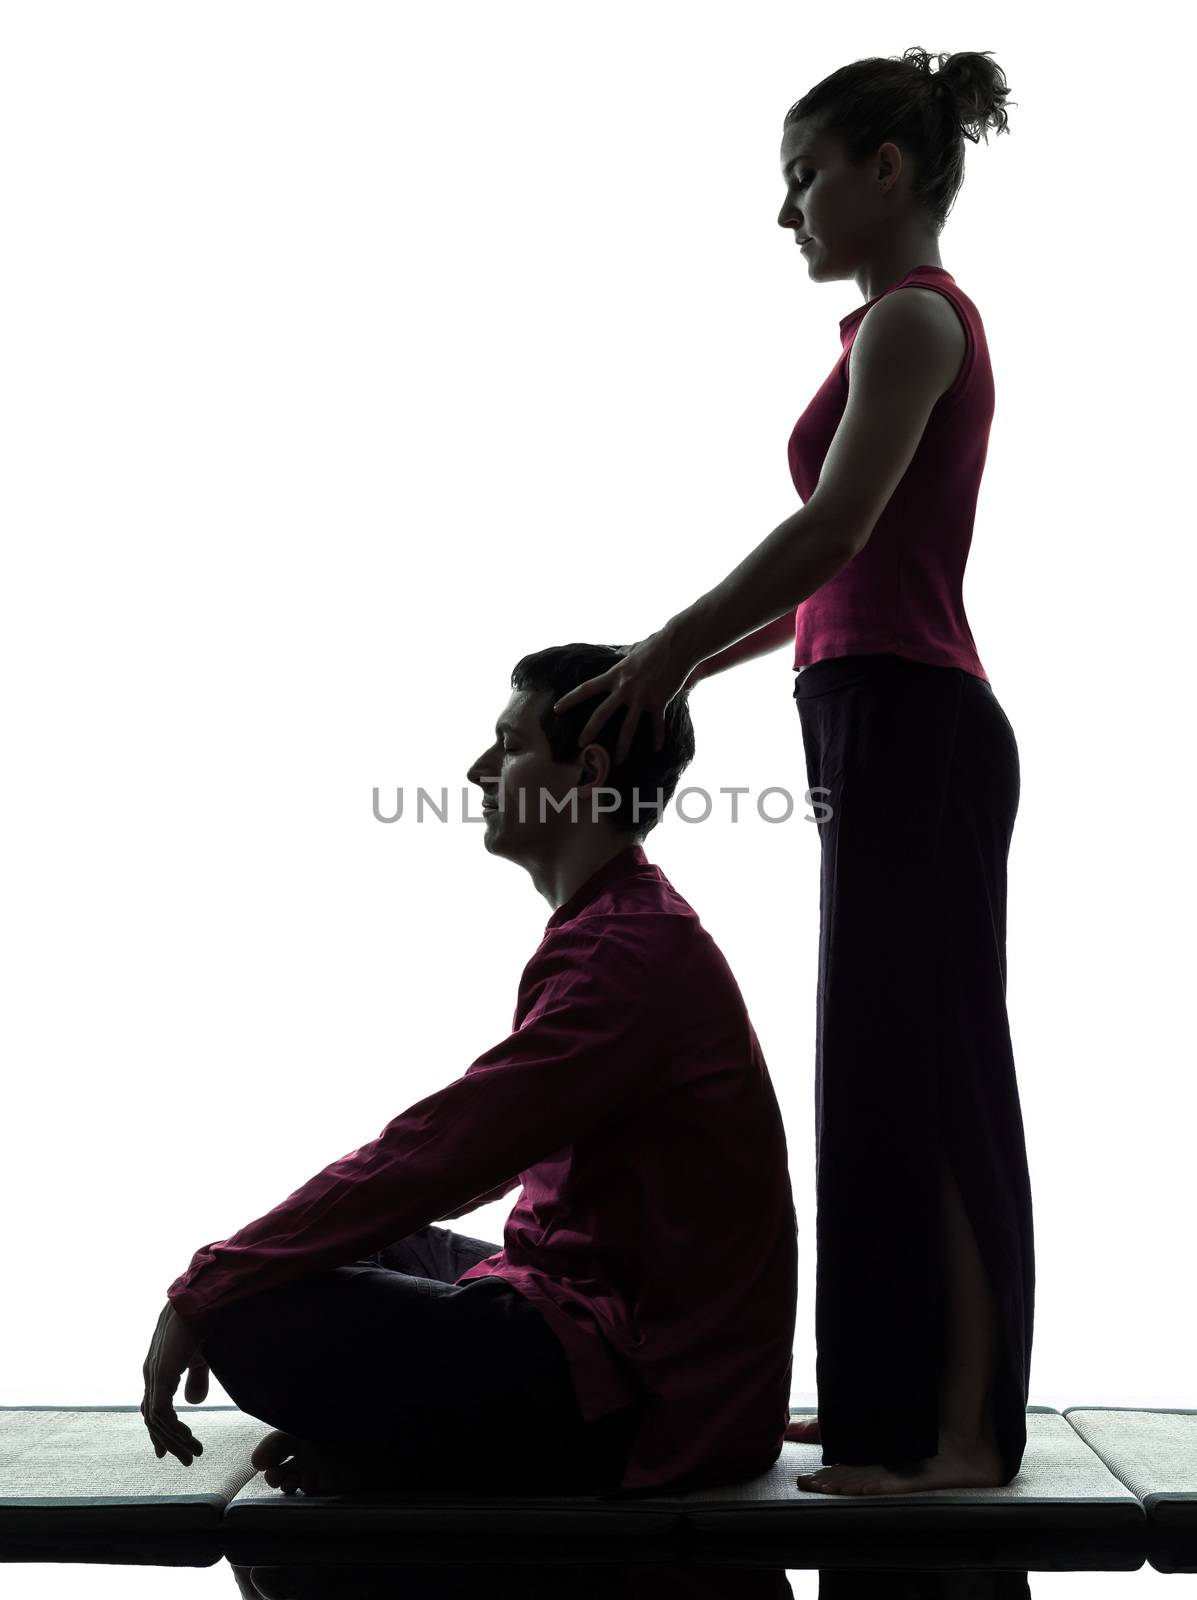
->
xmin=795 ymin=1425 xmax=1005 ymax=1496
xmin=251 ymin=1429 xmax=346 ymax=1497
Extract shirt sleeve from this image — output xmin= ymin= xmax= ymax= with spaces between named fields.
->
xmin=435 ymin=1174 xmax=523 ymax=1222
xmin=166 ymin=916 xmax=664 ymax=1331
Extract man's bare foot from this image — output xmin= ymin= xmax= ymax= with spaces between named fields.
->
xmin=795 ymin=1427 xmax=1005 ymax=1496
xmin=784 ymin=1415 xmax=821 ymax=1444
xmin=251 ymin=1429 xmax=347 ymax=1497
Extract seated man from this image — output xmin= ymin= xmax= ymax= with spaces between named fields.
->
xmin=155 ymin=642 xmax=799 ymax=1499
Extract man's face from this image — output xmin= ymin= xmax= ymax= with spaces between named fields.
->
xmin=466 ymin=689 xmax=613 ymax=858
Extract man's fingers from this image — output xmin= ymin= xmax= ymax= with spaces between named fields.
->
xmin=143 ymin=1388 xmax=204 ymax=1462
xmin=146 ymin=1414 xmax=204 ymax=1463
xmin=146 ymin=1407 xmax=195 ymax=1448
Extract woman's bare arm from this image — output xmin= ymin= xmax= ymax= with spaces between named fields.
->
xmin=685 ymin=608 xmax=797 ymax=689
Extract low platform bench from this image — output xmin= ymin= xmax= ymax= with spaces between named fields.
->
xmin=0 ymin=1404 xmax=1192 ymax=1573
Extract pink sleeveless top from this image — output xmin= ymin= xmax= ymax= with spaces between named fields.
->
xmin=787 ymin=264 xmax=993 ymax=681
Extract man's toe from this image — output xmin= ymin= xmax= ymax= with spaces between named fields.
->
xmin=252 ymin=1429 xmax=300 ymax=1471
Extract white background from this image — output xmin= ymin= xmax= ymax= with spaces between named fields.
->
xmin=2 ymin=2 xmax=1193 ymax=1564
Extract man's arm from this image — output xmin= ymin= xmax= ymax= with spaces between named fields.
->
xmin=166 ymin=917 xmax=662 ymax=1331
xmin=435 ymin=1175 xmax=522 ymax=1222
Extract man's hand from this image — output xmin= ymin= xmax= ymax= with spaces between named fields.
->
xmin=141 ymin=1300 xmax=209 ymax=1465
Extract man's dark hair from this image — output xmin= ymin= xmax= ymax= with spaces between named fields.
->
xmin=785 ymin=46 xmax=1015 ymax=236
xmin=510 ymin=642 xmax=696 ymax=842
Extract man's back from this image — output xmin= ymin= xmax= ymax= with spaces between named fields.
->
xmin=457 ymin=844 xmax=799 ymax=1494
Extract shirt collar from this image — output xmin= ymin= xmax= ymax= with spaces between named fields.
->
xmin=545 ymin=843 xmax=649 ymax=931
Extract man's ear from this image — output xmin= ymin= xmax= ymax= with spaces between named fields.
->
xmin=578 ymin=741 xmax=613 ymax=788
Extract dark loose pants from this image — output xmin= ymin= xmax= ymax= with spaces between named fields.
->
xmin=199 ymin=1225 xmax=643 ymax=1494
xmin=794 ymin=652 xmax=1035 ymax=1485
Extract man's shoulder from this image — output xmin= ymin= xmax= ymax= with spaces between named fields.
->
xmin=535 ymin=879 xmax=692 ymax=965
xmin=521 ymin=890 xmax=758 ymax=1063
xmin=544 ymin=885 xmax=736 ymax=995
xmin=545 ymin=897 xmax=697 ymax=955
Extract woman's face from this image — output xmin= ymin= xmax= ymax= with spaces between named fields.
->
xmin=777 ymin=120 xmax=903 ymax=279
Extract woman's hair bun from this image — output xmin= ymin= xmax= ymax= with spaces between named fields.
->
xmin=908 ymin=47 xmax=1014 ymax=143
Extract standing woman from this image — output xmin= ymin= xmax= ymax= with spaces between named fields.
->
xmin=551 ymin=47 xmax=1033 ymax=1496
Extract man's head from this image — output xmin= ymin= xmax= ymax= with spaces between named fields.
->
xmin=466 ymin=643 xmax=696 ymax=866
